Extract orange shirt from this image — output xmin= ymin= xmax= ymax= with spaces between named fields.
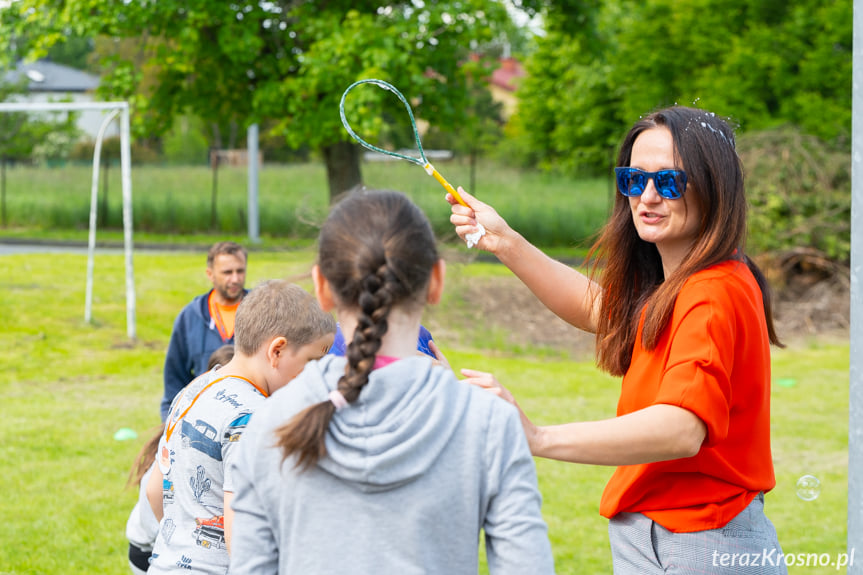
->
xmin=599 ymin=260 xmax=776 ymax=532
xmin=208 ymin=291 xmax=239 ymax=341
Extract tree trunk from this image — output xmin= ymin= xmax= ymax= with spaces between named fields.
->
xmin=1 ymin=156 xmax=6 ymax=228
xmin=322 ymin=141 xmax=363 ymax=203
xmin=211 ymin=123 xmax=223 ymax=149
xmin=211 ymin=154 xmax=219 ymax=230
xmin=228 ymin=120 xmax=238 ymax=150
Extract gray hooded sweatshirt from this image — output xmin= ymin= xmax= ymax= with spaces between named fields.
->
xmin=228 ymin=355 xmax=555 ymax=575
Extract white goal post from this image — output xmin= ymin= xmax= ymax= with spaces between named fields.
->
xmin=0 ymin=101 xmax=136 ymax=339
xmin=849 ymin=0 xmax=862 ymax=568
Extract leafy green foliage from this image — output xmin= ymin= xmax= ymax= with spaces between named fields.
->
xmin=512 ymin=30 xmax=620 ymax=174
xmin=739 ymin=126 xmax=851 ymax=263
xmin=0 ymin=75 xmax=81 ymax=163
xmin=44 ymin=32 xmax=95 ymax=71
xmin=161 ymin=115 xmax=211 ymax=166
xmin=419 ymin=56 xmax=508 ymax=192
xmin=508 ymin=0 xmax=851 ymax=262
xmin=30 ymin=130 xmax=79 ymax=165
xmin=0 ymin=78 xmax=32 ymax=160
xmin=2 ymin=0 xmax=529 ymax=198
xmin=68 ymin=136 xmax=161 ymax=165
xmin=514 ymin=0 xmax=851 ymax=174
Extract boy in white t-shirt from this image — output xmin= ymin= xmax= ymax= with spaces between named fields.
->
xmin=145 ymin=280 xmax=335 ymax=574
xmin=126 ymin=345 xmax=236 ymax=575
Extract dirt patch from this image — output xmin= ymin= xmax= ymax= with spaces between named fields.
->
xmin=768 ymin=249 xmax=850 ymax=341
xmin=457 ymin=276 xmax=597 ymax=359
xmin=432 ymin=250 xmax=849 ymax=359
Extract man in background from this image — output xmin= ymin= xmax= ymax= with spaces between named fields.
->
xmin=160 ymin=241 xmax=247 ymax=420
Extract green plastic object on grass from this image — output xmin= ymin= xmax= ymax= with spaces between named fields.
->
xmin=113 ymin=427 xmax=138 ymax=441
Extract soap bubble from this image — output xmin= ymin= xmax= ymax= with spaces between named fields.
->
xmin=796 ymin=475 xmax=821 ymax=501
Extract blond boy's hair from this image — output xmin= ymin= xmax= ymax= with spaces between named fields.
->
xmin=234 ymin=280 xmax=335 ymax=356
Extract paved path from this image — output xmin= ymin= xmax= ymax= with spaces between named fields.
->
xmin=0 ymin=240 xmax=193 ymax=256
xmin=0 ymin=243 xmax=126 ymax=255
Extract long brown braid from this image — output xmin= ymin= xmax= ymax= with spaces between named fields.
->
xmin=274 ymin=189 xmax=438 ymax=470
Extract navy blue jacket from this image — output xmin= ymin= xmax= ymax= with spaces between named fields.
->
xmin=160 ymin=289 xmax=246 ymax=420
xmin=329 ymin=324 xmax=434 ymax=358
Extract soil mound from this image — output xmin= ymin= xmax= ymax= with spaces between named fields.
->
xmin=438 ymin=249 xmax=850 ymax=360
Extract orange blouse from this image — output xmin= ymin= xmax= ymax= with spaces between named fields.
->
xmin=599 ymin=260 xmax=776 ymax=532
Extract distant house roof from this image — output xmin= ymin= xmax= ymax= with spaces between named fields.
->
xmin=4 ymin=60 xmax=100 ymax=93
xmin=490 ymin=57 xmax=525 ymax=92
xmin=464 ymin=54 xmax=526 ymax=92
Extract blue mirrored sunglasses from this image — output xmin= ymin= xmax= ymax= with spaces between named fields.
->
xmin=614 ymin=167 xmax=688 ymax=200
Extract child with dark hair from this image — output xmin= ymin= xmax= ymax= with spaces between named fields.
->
xmin=125 ymin=428 xmax=162 ymax=575
xmin=206 ymin=345 xmax=235 ymax=371
xmin=228 ymin=190 xmax=554 ymax=574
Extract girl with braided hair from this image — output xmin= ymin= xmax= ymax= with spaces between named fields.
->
xmin=228 ymin=189 xmax=554 ymax=575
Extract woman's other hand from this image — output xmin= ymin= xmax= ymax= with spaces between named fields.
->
xmin=459 ymin=368 xmax=542 ymax=453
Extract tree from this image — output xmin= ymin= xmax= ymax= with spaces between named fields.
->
xmin=458 ymin=63 xmax=506 ymax=195
xmin=0 ymin=73 xmax=81 ymax=226
xmin=2 ymin=1 xmax=537 ymax=200
xmin=421 ymin=55 xmax=507 ymax=194
xmin=607 ymin=0 xmax=851 ymax=142
xmin=512 ymin=0 xmax=851 ymax=174
xmin=45 ymin=32 xmax=94 ymax=71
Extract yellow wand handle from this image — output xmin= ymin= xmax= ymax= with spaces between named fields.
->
xmin=424 ymin=162 xmax=468 ymax=207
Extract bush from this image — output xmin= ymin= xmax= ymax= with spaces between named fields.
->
xmin=31 ymin=131 xmax=78 ymax=165
xmin=69 ymin=137 xmax=161 ymax=165
xmin=738 ymin=126 xmax=850 ymax=263
xmin=161 ymin=116 xmax=210 ymax=165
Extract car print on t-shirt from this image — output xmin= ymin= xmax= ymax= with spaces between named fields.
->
xmin=181 ymin=419 xmax=222 ymax=461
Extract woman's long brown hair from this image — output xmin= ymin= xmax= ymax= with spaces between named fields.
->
xmin=274 ymin=190 xmax=438 ymax=470
xmin=592 ymin=106 xmax=782 ymax=376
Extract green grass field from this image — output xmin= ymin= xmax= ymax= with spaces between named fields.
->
xmin=0 ymin=249 xmax=851 ymax=574
xmin=0 ymin=161 xmax=611 ymax=249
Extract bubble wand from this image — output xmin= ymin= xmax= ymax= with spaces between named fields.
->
xmin=338 ymin=79 xmax=470 ymax=208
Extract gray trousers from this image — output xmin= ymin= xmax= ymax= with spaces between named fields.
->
xmin=608 ymin=493 xmax=788 ymax=574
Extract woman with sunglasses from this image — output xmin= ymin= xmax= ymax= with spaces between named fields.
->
xmin=447 ymin=106 xmax=787 ymax=574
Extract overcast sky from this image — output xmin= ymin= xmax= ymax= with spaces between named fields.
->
xmin=506 ymin=1 xmax=545 ymax=36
